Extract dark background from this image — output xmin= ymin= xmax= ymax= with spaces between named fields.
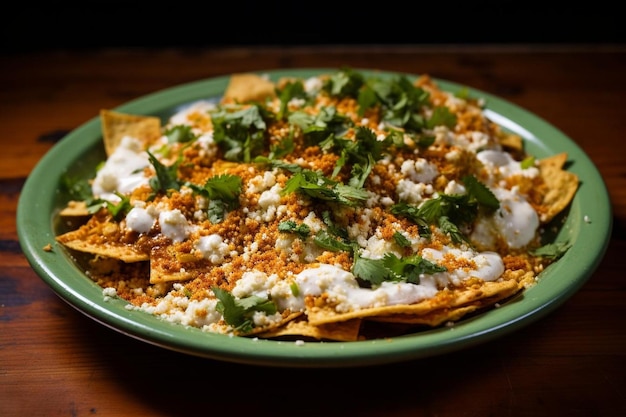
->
xmin=3 ymin=2 xmax=623 ymax=52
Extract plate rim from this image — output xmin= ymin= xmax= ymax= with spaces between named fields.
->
xmin=17 ymin=67 xmax=613 ymax=367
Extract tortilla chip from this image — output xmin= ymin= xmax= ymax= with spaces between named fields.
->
xmin=222 ymin=73 xmax=276 ymax=104
xmin=239 ymin=311 xmax=305 ymax=336
xmin=368 ymin=305 xmax=479 ymax=326
xmin=148 ymin=245 xmax=204 ymax=284
xmin=258 ymin=316 xmax=362 ymax=341
xmin=100 ymin=110 xmax=161 ymax=156
xmin=55 ymin=211 xmax=148 ymax=262
xmin=305 ymin=278 xmax=520 ymax=326
xmin=538 ymin=152 xmax=579 ymax=223
xmin=59 ymin=200 xmax=90 ymax=217
xmin=56 ymin=229 xmax=148 ymax=262
xmin=499 ymin=132 xmax=523 ymax=152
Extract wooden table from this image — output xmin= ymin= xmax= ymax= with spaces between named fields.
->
xmin=2 ymin=45 xmax=625 ymax=416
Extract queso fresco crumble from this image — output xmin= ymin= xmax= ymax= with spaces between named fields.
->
xmin=56 ymin=69 xmax=577 ymax=341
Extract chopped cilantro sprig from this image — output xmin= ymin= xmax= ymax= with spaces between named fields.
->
xmin=212 ymin=286 xmax=277 ymax=334
xmin=281 ymin=169 xmax=369 ymax=207
xmin=186 ymin=174 xmax=242 ymax=224
xmin=210 ymin=104 xmax=271 ymax=162
xmin=353 ymin=252 xmax=447 ymax=286
xmin=391 ymin=175 xmax=499 ymax=243
xmin=147 ymin=150 xmax=181 ymax=195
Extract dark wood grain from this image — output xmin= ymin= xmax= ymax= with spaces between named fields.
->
xmin=2 ymin=45 xmax=625 ymax=417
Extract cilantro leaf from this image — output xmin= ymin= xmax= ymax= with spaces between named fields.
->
xmin=281 ymin=170 xmax=368 ymax=206
xmin=165 ymin=124 xmax=197 ymax=144
xmin=210 ymin=104 xmax=269 ymax=162
xmin=147 ymin=150 xmax=181 ymax=194
xmin=59 ymin=174 xmax=106 ymax=214
xmin=277 ymin=80 xmax=307 ymax=120
xmin=368 ymin=75 xmax=430 ymax=132
xmin=391 ymin=176 xmax=498 ymax=242
xmin=425 ymin=106 xmax=457 ymax=129
xmin=202 ymin=174 xmax=242 ymax=223
xmin=323 ymin=67 xmax=365 ymax=99
xmin=352 ymin=255 xmax=394 ymax=286
xmin=352 ymin=252 xmax=446 ymax=286
xmin=105 ymin=192 xmax=132 ymax=221
xmin=288 ymin=106 xmax=352 ymax=145
xmin=313 ymin=229 xmax=355 ymax=253
xmin=203 ymin=174 xmax=242 ymax=202
xmin=530 ymin=241 xmax=571 ymax=260
xmin=521 ymin=155 xmax=536 ymax=169
xmin=278 ymin=220 xmax=311 ymax=239
xmin=393 ymin=231 xmax=412 ymax=248
xmin=389 ymin=202 xmax=431 ymax=238
xmin=382 ymin=253 xmax=447 ymax=284
xmin=462 ymin=175 xmax=499 ymax=210
xmin=212 ymin=287 xmax=277 ymax=334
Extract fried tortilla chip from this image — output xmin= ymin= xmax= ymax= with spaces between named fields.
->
xmin=499 ymin=132 xmax=523 ymax=151
xmin=538 ymin=152 xmax=579 ymax=223
xmin=258 ymin=316 xmax=362 ymax=341
xmin=368 ymin=305 xmax=479 ymax=326
xmin=100 ymin=109 xmax=161 ymax=156
xmin=59 ymin=200 xmax=90 ymax=217
xmin=239 ymin=311 xmax=305 ymax=336
xmin=148 ymin=244 xmax=216 ymax=284
xmin=55 ymin=211 xmax=148 ymax=262
xmin=56 ymin=229 xmax=148 ymax=262
xmin=222 ymin=73 xmax=276 ymax=104
xmin=305 ymin=278 xmax=520 ymax=326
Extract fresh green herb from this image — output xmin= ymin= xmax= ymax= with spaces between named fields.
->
xmin=165 ymin=124 xmax=197 ymax=144
xmin=353 ymin=252 xmax=446 ymax=286
xmin=462 ymin=175 xmax=500 ymax=210
xmin=392 ymin=231 xmax=412 ymax=248
xmin=203 ymin=174 xmax=242 ymax=223
xmin=212 ymin=287 xmax=277 ymax=334
xmin=521 ymin=155 xmax=536 ymax=169
xmin=278 ymin=220 xmax=311 ymax=239
xmin=277 ymin=80 xmax=307 ymax=120
xmin=530 ymin=241 xmax=571 ymax=260
xmin=323 ymin=67 xmax=365 ymax=99
xmin=382 ymin=253 xmax=447 ymax=283
xmin=147 ymin=150 xmax=181 ymax=194
xmin=290 ymin=282 xmax=300 ymax=297
xmin=438 ymin=215 xmax=467 ymax=244
xmin=313 ymin=229 xmax=355 ymax=253
xmin=210 ymin=104 xmax=269 ymax=162
xmin=105 ymin=193 xmax=132 ymax=221
xmin=425 ymin=106 xmax=457 ymax=129
xmin=59 ymin=174 xmax=105 ymax=214
xmin=288 ymin=106 xmax=352 ymax=145
xmin=391 ymin=175 xmax=499 ymax=242
xmin=281 ymin=169 xmax=369 ymax=206
xmin=368 ymin=75 xmax=430 ymax=132
xmin=389 ymin=203 xmax=432 ymax=238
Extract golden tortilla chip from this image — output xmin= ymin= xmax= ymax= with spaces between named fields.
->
xmin=258 ymin=316 xmax=362 ymax=341
xmin=368 ymin=305 xmax=479 ymax=326
xmin=59 ymin=200 xmax=90 ymax=217
xmin=148 ymin=245 xmax=206 ymax=284
xmin=100 ymin=110 xmax=161 ymax=156
xmin=222 ymin=73 xmax=276 ymax=104
xmin=538 ymin=152 xmax=579 ymax=223
xmin=238 ymin=311 xmax=304 ymax=336
xmin=499 ymin=132 xmax=523 ymax=152
xmin=56 ymin=230 xmax=148 ymax=262
xmin=305 ymin=278 xmax=520 ymax=326
xmin=55 ymin=211 xmax=148 ymax=262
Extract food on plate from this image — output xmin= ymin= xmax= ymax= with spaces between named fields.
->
xmin=55 ymin=68 xmax=579 ymax=341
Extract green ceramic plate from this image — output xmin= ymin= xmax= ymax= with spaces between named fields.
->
xmin=17 ymin=69 xmax=612 ymax=368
